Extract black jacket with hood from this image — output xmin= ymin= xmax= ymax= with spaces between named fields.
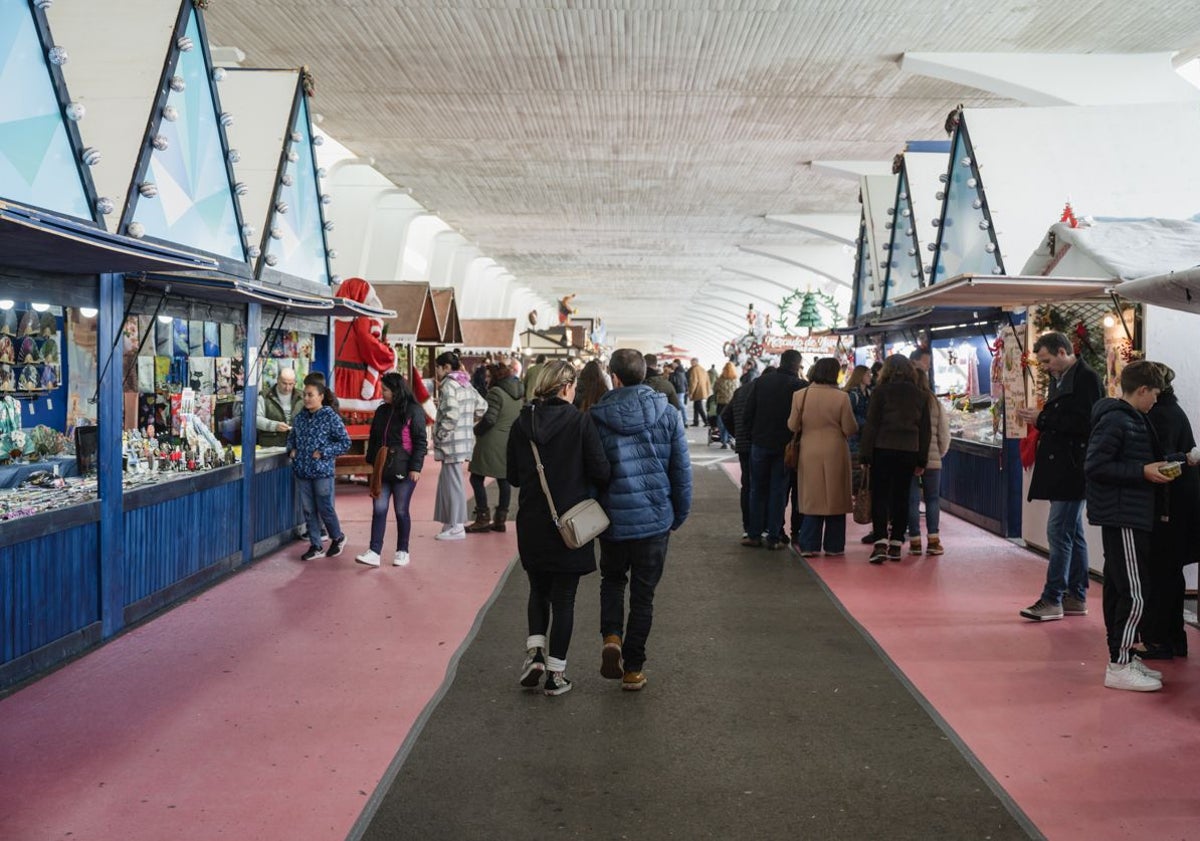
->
xmin=507 ymin=397 xmax=611 ymax=573
xmin=1147 ymin=390 xmax=1200 ymax=563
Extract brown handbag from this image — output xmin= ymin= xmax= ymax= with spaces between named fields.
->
xmin=783 ymin=388 xmax=810 ymax=470
xmin=852 ymin=467 xmax=873 ymax=525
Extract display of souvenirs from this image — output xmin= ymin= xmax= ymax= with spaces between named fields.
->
xmin=0 ymin=395 xmax=24 ymax=457
xmin=136 ymin=356 xmax=155 ymax=393
xmin=0 ymin=365 xmax=12 ymax=391
xmin=17 ymin=366 xmax=41 ymax=391
xmin=40 ymin=312 xmax=56 ymax=337
xmin=18 ymin=336 xmax=37 ymax=363
xmin=0 ymin=477 xmax=98 ymax=522
xmin=188 ymin=320 xmax=205 ymax=356
xmin=172 ymin=320 xmax=189 ymax=357
xmin=188 ymin=356 xmax=214 ymax=394
xmin=0 ymin=309 xmax=17 ymax=336
xmin=156 ymin=319 xmax=173 ymax=356
xmin=18 ymin=310 xmax=38 ymax=336
xmin=203 ymin=322 xmax=220 ymax=356
xmin=137 ymin=316 xmax=156 ymax=357
xmin=219 ymin=324 xmax=237 ymax=358
xmin=40 ymin=365 xmax=58 ymax=390
xmin=0 ymin=336 xmax=12 ymax=363
xmin=41 ymin=336 xmax=59 ymax=364
xmin=215 ymin=357 xmax=233 ymax=396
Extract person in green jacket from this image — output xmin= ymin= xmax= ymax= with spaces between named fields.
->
xmin=467 ymin=360 xmax=525 ymax=532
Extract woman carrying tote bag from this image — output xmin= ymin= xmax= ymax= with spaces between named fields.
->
xmin=506 ymin=361 xmax=611 ymax=696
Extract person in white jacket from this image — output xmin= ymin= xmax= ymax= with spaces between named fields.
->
xmin=907 ymin=369 xmax=951 ymax=555
xmin=432 ymin=352 xmax=487 ymax=540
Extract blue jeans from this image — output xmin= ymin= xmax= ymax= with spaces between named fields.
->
xmin=748 ymin=445 xmax=789 ymax=542
xmin=907 ymin=469 xmax=942 ymax=537
xmin=1043 ymin=499 xmax=1089 ymax=604
xmin=799 ymin=514 xmax=846 ymax=553
xmin=370 ymin=477 xmax=415 ymax=553
xmin=600 ymin=533 xmax=669 ymax=672
xmin=716 ymin=407 xmax=730 ymax=445
xmin=297 ymin=475 xmax=343 ymax=550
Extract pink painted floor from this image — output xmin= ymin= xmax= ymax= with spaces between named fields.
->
xmin=0 ymin=461 xmax=515 ymax=841
xmin=721 ymin=460 xmax=1200 ymax=841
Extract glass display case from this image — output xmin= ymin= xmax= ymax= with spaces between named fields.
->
xmin=944 ymin=396 xmax=1002 ymax=448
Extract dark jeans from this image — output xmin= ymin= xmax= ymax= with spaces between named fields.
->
xmin=1142 ymin=525 xmax=1186 ymax=649
xmin=369 ymin=477 xmax=415 ymax=553
xmin=527 ymin=570 xmax=582 ymax=662
xmin=869 ymin=449 xmax=919 ymax=543
xmin=748 ymin=445 xmax=788 ymax=542
xmin=799 ymin=514 xmax=846 ymax=553
xmin=716 ymin=405 xmax=730 ymax=445
xmin=738 ymin=450 xmax=751 ymax=534
xmin=788 ymin=469 xmax=802 ymax=538
xmin=296 ymin=475 xmax=343 ymax=550
xmin=600 ymin=533 xmax=670 ymax=672
xmin=1041 ymin=499 xmax=1089 ymax=604
xmin=692 ymin=400 xmax=709 ymax=426
xmin=469 ymin=473 xmax=511 ymax=510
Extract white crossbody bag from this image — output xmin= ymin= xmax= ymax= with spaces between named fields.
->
xmin=530 ymin=439 xmax=610 ymax=549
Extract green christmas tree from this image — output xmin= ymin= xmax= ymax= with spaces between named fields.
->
xmin=796 ymin=291 xmax=823 ymax=332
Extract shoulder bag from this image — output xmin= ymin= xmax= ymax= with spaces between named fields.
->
xmin=530 ymin=439 xmax=610 ymax=549
xmin=783 ymin=388 xmax=810 ymax=470
xmin=852 ymin=465 xmax=873 ymax=525
xmin=369 ymin=409 xmax=408 ymax=498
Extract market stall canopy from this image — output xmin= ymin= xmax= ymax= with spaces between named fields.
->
xmin=460 ymin=318 xmax=516 ymax=353
xmin=890 ymin=274 xmax=1113 ymax=310
xmin=1022 ymin=218 xmax=1200 ymax=281
xmin=329 ymin=296 xmax=395 ymax=320
xmin=0 ymin=200 xmax=218 ymax=275
xmin=374 ymin=281 xmax=440 ymax=344
xmin=430 ymin=287 xmax=463 ymax=345
xmin=1116 ymin=267 xmax=1200 ymax=315
xmin=135 ymin=272 xmax=331 ymax=310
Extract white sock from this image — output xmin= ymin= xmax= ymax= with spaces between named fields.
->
xmin=526 ymin=635 xmax=547 ymax=651
xmin=546 ymin=656 xmax=567 ymax=672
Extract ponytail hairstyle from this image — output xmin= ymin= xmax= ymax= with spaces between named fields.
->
xmin=434 ymin=351 xmax=462 ymax=371
xmin=533 ymin=360 xmax=577 ymax=401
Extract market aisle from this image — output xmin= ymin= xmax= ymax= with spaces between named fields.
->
xmin=0 ymin=461 xmax=516 ymax=841
xmin=785 ymin=491 xmax=1200 ymax=840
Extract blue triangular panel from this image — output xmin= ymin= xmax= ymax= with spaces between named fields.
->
xmin=881 ymin=168 xmax=922 ymax=307
xmin=262 ymin=90 xmax=330 ymax=285
xmin=0 ymin=1 xmax=91 ymax=220
xmin=127 ymin=5 xmax=244 ymax=261
xmin=929 ymin=122 xmax=1004 ymax=283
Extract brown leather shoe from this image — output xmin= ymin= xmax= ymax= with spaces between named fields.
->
xmin=622 ymin=671 xmax=646 ymax=691
xmin=463 ymin=508 xmax=492 ymax=533
xmin=601 ymin=635 xmax=623 ymax=679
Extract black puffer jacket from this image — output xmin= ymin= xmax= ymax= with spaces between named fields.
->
xmin=1148 ymin=391 xmax=1200 ymax=564
xmin=1027 ymin=359 xmax=1103 ymax=501
xmin=1085 ymin=397 xmax=1180 ymax=532
xmin=721 ymin=380 xmax=756 ymax=456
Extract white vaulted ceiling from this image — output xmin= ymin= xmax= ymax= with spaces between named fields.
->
xmin=204 ymin=1 xmax=1200 ymax=353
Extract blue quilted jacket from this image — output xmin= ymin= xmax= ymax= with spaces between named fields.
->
xmin=589 ymin=384 xmax=692 ymax=541
xmin=287 ymin=405 xmax=351 ymax=479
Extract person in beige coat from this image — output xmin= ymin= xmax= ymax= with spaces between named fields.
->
xmin=687 ymin=358 xmax=712 ymax=427
xmin=788 ymin=358 xmax=858 ymax=556
xmin=908 ymin=370 xmax=951 ymax=554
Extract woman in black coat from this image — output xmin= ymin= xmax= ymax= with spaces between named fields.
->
xmin=506 ymin=360 xmax=611 ymax=696
xmin=1140 ymin=369 xmax=1200 ymax=658
xmin=355 ymin=373 xmax=427 ymax=568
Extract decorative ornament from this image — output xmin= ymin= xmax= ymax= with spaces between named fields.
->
xmin=162 ymin=105 xmax=179 ymax=122
xmin=327 ymin=249 xmax=338 ymax=260
xmin=234 ymin=182 xmax=248 ymax=196
xmin=301 ymin=67 xmax=316 ymax=97
xmin=944 ymin=105 xmax=963 ymax=136
xmin=81 ymin=147 xmax=101 ymax=166
xmin=891 ymin=153 xmax=904 ymax=175
xmin=316 ymin=167 xmax=327 ymax=179
xmin=269 ymin=226 xmax=282 ymax=240
xmin=286 ymin=150 xmax=299 ymax=163
xmin=212 ymin=67 xmax=227 ymax=82
xmin=138 ymin=182 xmax=158 ymax=198
xmin=1059 ymin=201 xmax=1078 ymax=229
xmin=193 ymin=0 xmax=210 ymax=9
xmin=320 ymin=194 xmax=331 ymax=205
xmin=177 ymin=36 xmax=194 ymax=52
xmin=227 ymin=149 xmax=240 ymax=164
xmin=96 ymin=197 xmax=114 ymax=215
xmin=281 ymin=173 xmax=294 ymax=187
xmin=169 ymin=76 xmax=186 ymax=94
xmin=247 ymin=245 xmax=261 ymax=258
xmin=291 ymin=131 xmax=302 ymax=143
xmin=65 ymin=101 xmax=85 ymax=121
xmin=152 ymin=134 xmax=169 ymax=151
xmin=35 ymin=0 xmax=54 ymax=9
xmin=128 ymin=222 xmax=145 ymax=238
xmin=323 ymin=220 xmax=334 ymax=232
xmin=219 ymin=112 xmax=233 ymax=127
xmin=274 ymin=201 xmax=289 ymax=215
xmin=264 ymin=254 xmax=279 ymax=267
xmin=330 ymin=275 xmax=342 ymax=285
xmin=47 ymin=46 xmax=68 ymax=65
xmin=312 ymin=135 xmax=324 ymax=146
xmin=242 ymin=224 xmax=255 ymax=238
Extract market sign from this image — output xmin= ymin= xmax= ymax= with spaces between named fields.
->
xmin=762 ymin=335 xmax=839 ymax=356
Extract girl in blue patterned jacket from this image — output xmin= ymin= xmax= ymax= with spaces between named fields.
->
xmin=287 ymin=382 xmax=352 ymax=561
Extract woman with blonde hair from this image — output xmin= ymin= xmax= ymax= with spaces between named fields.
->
xmin=713 ymin=361 xmax=739 ymax=448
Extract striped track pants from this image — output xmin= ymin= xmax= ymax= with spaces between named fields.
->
xmin=1100 ymin=526 xmax=1152 ymax=664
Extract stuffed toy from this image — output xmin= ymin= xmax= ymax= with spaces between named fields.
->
xmin=332 ymin=277 xmax=395 ymax=417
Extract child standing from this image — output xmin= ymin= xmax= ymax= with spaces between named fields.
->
xmin=288 ymin=382 xmax=352 ymax=561
xmin=1084 ymin=361 xmax=1184 ymax=691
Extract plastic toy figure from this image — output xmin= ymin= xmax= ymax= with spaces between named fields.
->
xmin=332 ymin=277 xmax=395 ymax=416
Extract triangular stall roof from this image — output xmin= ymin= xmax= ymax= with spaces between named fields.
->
xmin=460 ymin=318 xmax=517 ymax=353
xmin=430 ymin=287 xmax=463 ymax=345
xmin=375 ymin=281 xmax=440 ymax=345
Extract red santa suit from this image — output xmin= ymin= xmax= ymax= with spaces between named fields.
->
xmin=333 ymin=277 xmax=395 ymax=417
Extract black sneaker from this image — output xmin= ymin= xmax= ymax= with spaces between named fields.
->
xmin=860 ymin=531 xmax=879 ymax=545
xmin=301 ymin=546 xmax=326 ymax=561
xmin=325 ymin=536 xmax=346 ymax=558
xmin=887 ymin=542 xmax=903 ymax=561
xmin=869 ymin=542 xmax=887 ymax=564
xmin=519 ymin=647 xmax=546 ymax=687
xmin=543 ymin=671 xmax=573 ymax=696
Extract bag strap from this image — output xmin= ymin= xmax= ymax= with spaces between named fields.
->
xmin=529 ymin=439 xmax=561 ymax=526
xmin=791 ymin=387 xmax=811 ymax=441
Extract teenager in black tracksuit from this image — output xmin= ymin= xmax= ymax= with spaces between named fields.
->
xmin=1085 ymin=362 xmax=1183 ymax=690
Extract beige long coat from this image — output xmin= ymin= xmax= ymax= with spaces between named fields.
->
xmin=787 ymin=384 xmax=858 ymax=515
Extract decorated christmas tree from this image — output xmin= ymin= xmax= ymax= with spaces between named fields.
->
xmin=796 ymin=291 xmax=823 ymax=332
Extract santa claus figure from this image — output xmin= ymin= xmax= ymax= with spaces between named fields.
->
xmin=333 ymin=277 xmax=396 ymax=419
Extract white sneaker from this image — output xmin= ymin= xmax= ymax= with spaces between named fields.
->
xmin=435 ymin=524 xmax=466 ymax=541
xmin=1130 ymin=656 xmax=1162 ymax=680
xmin=393 ymin=550 xmax=410 ymax=566
xmin=354 ymin=550 xmax=380 ymax=567
xmin=1104 ymin=661 xmax=1162 ymax=692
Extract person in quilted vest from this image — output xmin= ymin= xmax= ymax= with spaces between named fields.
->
xmin=432 ymin=352 xmax=487 ymax=540
xmin=287 ymin=382 xmax=352 ymax=561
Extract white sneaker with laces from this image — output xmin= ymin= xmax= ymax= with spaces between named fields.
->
xmin=393 ymin=550 xmax=410 ymax=566
xmin=435 ymin=524 xmax=466 ymax=541
xmin=1105 ymin=661 xmax=1162 ymax=692
xmin=355 ymin=550 xmax=380 ymax=567
xmin=1130 ymin=657 xmax=1162 ymax=680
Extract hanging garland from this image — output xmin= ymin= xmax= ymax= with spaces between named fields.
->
xmin=777 ymin=289 xmax=843 ymax=332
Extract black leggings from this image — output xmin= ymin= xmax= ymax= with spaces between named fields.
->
xmin=526 ymin=570 xmax=581 ymax=662
xmin=870 ymin=448 xmax=919 ymax=542
xmin=470 ymin=473 xmax=511 ymax=510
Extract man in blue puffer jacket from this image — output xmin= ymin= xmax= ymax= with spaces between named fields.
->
xmin=589 ymin=348 xmax=692 ymax=692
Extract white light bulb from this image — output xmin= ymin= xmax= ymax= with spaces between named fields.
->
xmin=79 ymin=307 xmax=98 ymax=319
xmin=31 ymin=303 xmax=50 ymax=312
xmin=158 ymin=315 xmax=173 ymax=324
xmin=0 ymin=300 xmax=14 ymax=310
xmin=1103 ymin=315 xmax=1116 ymax=328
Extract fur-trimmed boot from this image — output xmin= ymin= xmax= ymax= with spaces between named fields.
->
xmin=464 ymin=507 xmax=492 ymax=533
xmin=490 ymin=507 xmax=509 ymax=532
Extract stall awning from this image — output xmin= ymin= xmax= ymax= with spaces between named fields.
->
xmin=136 ymin=273 xmax=333 ymax=311
xmin=890 ymin=274 xmax=1114 ymax=309
xmin=330 ymin=297 xmax=396 ymax=319
xmin=1115 ymin=267 xmax=1200 ymax=314
xmin=0 ymin=200 xmax=217 ymax=274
